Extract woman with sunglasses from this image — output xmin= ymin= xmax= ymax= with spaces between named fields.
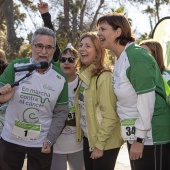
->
xmin=74 ymin=32 xmax=123 ymax=170
xmin=50 ymin=44 xmax=85 ymax=170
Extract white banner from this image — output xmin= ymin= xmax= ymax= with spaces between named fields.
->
xmin=152 ymin=17 xmax=170 ymax=68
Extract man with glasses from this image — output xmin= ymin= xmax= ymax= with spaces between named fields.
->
xmin=0 ymin=27 xmax=68 ymax=170
xmin=38 ymin=0 xmax=61 ymax=62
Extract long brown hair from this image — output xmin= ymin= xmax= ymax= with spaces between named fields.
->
xmin=139 ymin=39 xmax=165 ymax=73
xmin=77 ymin=32 xmax=109 ymax=77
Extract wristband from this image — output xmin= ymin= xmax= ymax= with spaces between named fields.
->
xmin=46 ymin=140 xmax=52 ymax=147
xmin=135 ymin=137 xmax=145 ymax=143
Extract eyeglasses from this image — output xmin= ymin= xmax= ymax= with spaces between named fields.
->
xmin=59 ymin=57 xmax=76 ymax=63
xmin=33 ymin=44 xmax=55 ymax=52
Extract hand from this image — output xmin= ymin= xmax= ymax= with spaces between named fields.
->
xmin=90 ymin=147 xmax=103 ymax=159
xmin=130 ymin=141 xmax=144 ymax=160
xmin=41 ymin=142 xmax=51 ymax=154
xmin=38 ymin=0 xmax=49 ymax=14
xmin=0 ymin=84 xmax=15 ymax=103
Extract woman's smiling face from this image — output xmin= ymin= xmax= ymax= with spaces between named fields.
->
xmin=79 ymin=37 xmax=97 ymax=67
xmin=97 ymin=22 xmax=119 ymax=50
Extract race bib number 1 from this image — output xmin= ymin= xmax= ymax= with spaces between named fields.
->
xmin=12 ymin=120 xmax=41 ymax=141
xmin=121 ymin=118 xmax=152 ymax=141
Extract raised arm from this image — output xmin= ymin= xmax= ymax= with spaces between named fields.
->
xmin=38 ymin=0 xmax=61 ymax=62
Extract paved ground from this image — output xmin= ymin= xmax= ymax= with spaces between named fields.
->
xmin=22 ymin=143 xmax=131 ymax=170
xmin=115 ymin=143 xmax=131 ymax=170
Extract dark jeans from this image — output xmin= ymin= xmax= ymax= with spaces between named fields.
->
xmin=127 ymin=142 xmax=170 ymax=170
xmin=83 ymin=136 xmax=120 ymax=170
xmin=0 ymin=138 xmax=53 ymax=170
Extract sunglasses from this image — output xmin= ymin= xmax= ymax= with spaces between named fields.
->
xmin=59 ymin=57 xmax=76 ymax=63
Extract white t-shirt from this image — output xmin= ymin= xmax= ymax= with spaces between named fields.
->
xmin=114 ymin=43 xmax=155 ymax=122
xmin=0 ymin=103 xmax=7 ymax=135
xmin=78 ymin=82 xmax=88 ymax=137
xmin=1 ymin=60 xmax=67 ymax=147
xmin=53 ymin=76 xmax=83 ymax=154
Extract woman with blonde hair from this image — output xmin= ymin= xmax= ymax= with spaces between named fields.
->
xmin=75 ymin=32 xmax=123 ymax=170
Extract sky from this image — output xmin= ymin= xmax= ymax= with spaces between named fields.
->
xmin=127 ymin=3 xmax=170 ymax=37
xmin=106 ymin=0 xmax=170 ymax=38
xmin=15 ymin=0 xmax=170 ymax=40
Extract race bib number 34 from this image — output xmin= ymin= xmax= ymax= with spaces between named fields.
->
xmin=121 ymin=118 xmax=136 ymax=140
xmin=121 ymin=118 xmax=152 ymax=141
xmin=12 ymin=120 xmax=41 ymax=141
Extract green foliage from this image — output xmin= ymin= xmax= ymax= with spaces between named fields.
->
xmin=107 ymin=51 xmax=115 ymax=65
xmin=0 ymin=10 xmax=6 ymax=31
xmin=111 ymin=6 xmax=132 ymax=26
xmin=111 ymin=6 xmax=125 ymax=13
xmin=0 ymin=0 xmax=38 ymax=62
xmin=142 ymin=5 xmax=155 ymax=15
xmin=137 ymin=32 xmax=150 ymax=42
xmin=13 ymin=3 xmax=27 ymax=28
xmin=21 ymin=0 xmax=37 ymax=11
xmin=1 ymin=0 xmax=170 ymax=62
xmin=19 ymin=44 xmax=32 ymax=59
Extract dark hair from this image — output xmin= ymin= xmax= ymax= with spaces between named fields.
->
xmin=60 ymin=47 xmax=78 ymax=59
xmin=0 ymin=60 xmax=8 ymax=75
xmin=97 ymin=12 xmax=135 ymax=46
xmin=0 ymin=49 xmax=7 ymax=64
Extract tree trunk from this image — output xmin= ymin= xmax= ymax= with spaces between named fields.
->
xmin=79 ymin=0 xmax=87 ymax=31
xmin=72 ymin=9 xmax=78 ymax=43
xmin=149 ymin=16 xmax=153 ymax=32
xmin=155 ymin=0 xmax=160 ymax=21
xmin=64 ymin=0 xmax=70 ymax=30
xmin=89 ymin=0 xmax=105 ymax=31
xmin=1 ymin=0 xmax=22 ymax=61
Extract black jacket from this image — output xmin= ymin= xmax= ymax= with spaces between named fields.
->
xmin=41 ymin=12 xmax=61 ymax=62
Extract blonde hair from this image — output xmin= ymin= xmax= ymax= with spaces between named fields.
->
xmin=0 ymin=49 xmax=7 ymax=64
xmin=77 ymin=32 xmax=109 ymax=77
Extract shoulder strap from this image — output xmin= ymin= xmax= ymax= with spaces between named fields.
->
xmin=96 ymin=70 xmax=112 ymax=90
xmin=74 ymin=76 xmax=80 ymax=92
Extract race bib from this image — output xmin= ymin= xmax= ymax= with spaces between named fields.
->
xmin=121 ymin=118 xmax=152 ymax=141
xmin=12 ymin=120 xmax=41 ymax=141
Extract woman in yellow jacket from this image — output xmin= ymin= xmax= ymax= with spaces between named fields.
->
xmin=75 ymin=32 xmax=123 ymax=170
